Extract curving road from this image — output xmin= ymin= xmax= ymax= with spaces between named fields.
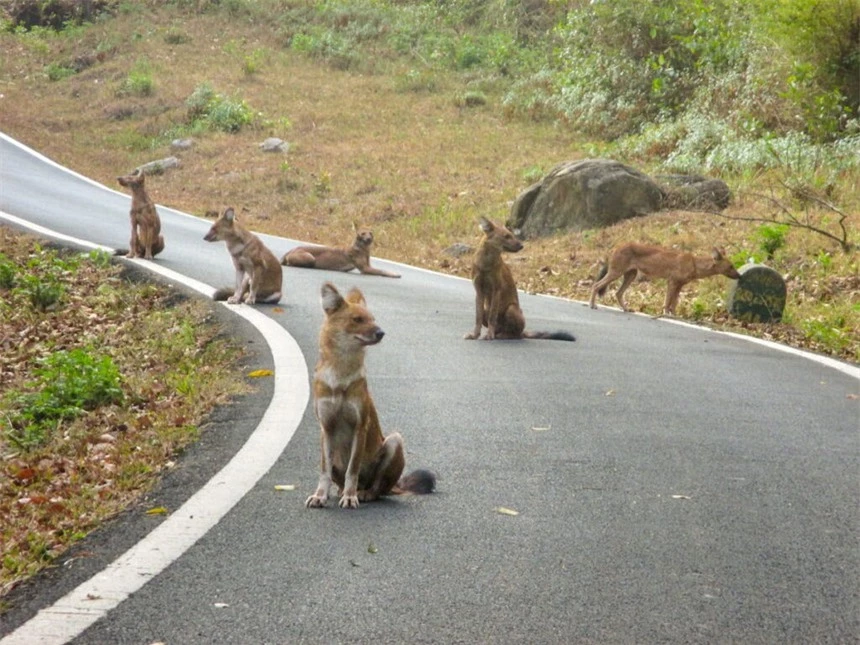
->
xmin=1 ymin=133 xmax=858 ymax=644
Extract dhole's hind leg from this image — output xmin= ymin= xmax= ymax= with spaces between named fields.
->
xmin=358 ymin=432 xmax=406 ymax=502
xmin=282 ymin=249 xmax=316 ymax=267
xmin=590 ymin=270 xmax=622 ymax=309
xmin=492 ymin=304 xmax=526 ymax=339
xmin=614 ymin=269 xmax=638 ymax=311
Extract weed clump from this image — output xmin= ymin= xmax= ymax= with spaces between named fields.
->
xmin=3 ymin=349 xmax=123 ymax=449
xmin=185 ymin=82 xmax=257 ymax=133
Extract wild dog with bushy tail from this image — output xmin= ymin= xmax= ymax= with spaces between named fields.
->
xmin=590 ymin=242 xmax=740 ymax=316
xmin=465 ymin=216 xmax=575 ymax=342
xmin=203 ymin=207 xmax=283 ymax=304
xmin=305 ymin=282 xmax=435 ymax=509
xmin=117 ymin=169 xmax=164 ymax=260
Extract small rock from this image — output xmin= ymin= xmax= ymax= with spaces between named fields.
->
xmin=259 ymin=137 xmax=289 ymax=153
xmin=171 ymin=138 xmax=194 ymax=150
xmin=136 ymin=157 xmax=180 ymax=175
xmin=444 ymin=242 xmax=474 ymax=257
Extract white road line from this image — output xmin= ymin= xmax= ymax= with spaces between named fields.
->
xmin=0 ymin=214 xmax=310 ymax=645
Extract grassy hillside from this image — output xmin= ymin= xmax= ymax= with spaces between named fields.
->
xmin=0 ymin=1 xmax=857 ymax=361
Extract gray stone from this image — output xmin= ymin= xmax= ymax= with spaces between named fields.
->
xmin=443 ymin=242 xmax=474 ymax=258
xmin=727 ymin=264 xmax=787 ymax=323
xmin=508 ymin=159 xmax=664 ymax=238
xmin=260 ymin=137 xmax=289 ymax=153
xmin=657 ymin=174 xmax=732 ymax=210
xmin=136 ymin=156 xmax=180 ymax=175
xmin=171 ymin=138 xmax=194 ymax=150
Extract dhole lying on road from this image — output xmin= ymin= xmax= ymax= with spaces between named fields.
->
xmin=590 ymin=242 xmax=741 ymax=315
xmin=465 ymin=216 xmax=575 ymax=342
xmin=116 ymin=169 xmax=164 ymax=260
xmin=305 ymin=282 xmax=435 ymax=509
xmin=203 ymin=207 xmax=283 ymax=304
xmin=282 ymin=225 xmax=400 ymax=278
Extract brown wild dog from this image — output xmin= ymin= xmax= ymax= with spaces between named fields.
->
xmin=305 ymin=282 xmax=435 ymax=509
xmin=465 ymin=217 xmax=575 ymax=342
xmin=282 ymin=225 xmax=401 ymax=278
xmin=203 ymin=207 xmax=283 ymax=304
xmin=590 ymin=242 xmax=741 ymax=315
xmin=117 ymin=169 xmax=164 ymax=260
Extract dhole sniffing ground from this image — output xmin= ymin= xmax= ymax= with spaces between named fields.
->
xmin=0 ymin=3 xmax=857 ymax=365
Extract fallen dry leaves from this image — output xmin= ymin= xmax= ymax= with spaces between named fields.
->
xmin=0 ymin=229 xmax=247 ymax=597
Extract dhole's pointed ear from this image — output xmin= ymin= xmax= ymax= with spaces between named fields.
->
xmin=345 ymin=287 xmax=366 ymax=307
xmin=224 ymin=207 xmax=236 ymax=222
xmin=352 ymin=221 xmax=359 ymax=232
xmin=478 ymin=216 xmax=493 ymax=233
xmin=320 ymin=282 xmax=345 ymax=315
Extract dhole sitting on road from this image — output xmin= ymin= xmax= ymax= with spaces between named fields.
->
xmin=203 ymin=207 xmax=283 ymax=305
xmin=590 ymin=242 xmax=741 ymax=315
xmin=465 ymin=217 xmax=575 ymax=342
xmin=117 ymin=169 xmax=164 ymax=260
xmin=305 ymin=282 xmax=435 ymax=509
xmin=281 ymin=225 xmax=401 ymax=278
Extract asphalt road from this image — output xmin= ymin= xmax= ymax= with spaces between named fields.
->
xmin=1 ymin=133 xmax=858 ymax=644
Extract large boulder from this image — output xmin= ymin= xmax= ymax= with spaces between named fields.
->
xmin=508 ymin=159 xmax=664 ymax=238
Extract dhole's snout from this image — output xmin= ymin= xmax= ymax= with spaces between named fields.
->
xmin=358 ymin=327 xmax=384 ymax=346
xmin=203 ymin=230 xmax=216 ymax=242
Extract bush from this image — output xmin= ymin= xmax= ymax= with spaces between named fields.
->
xmin=15 ymin=274 xmax=64 ymax=311
xmin=0 ymin=254 xmax=16 ymax=288
xmin=185 ymin=82 xmax=257 ymax=133
xmin=3 ymin=0 xmax=114 ymax=30
xmin=45 ymin=62 xmax=75 ymax=81
xmin=755 ymin=224 xmax=790 ymax=260
xmin=117 ymin=59 xmax=154 ymax=97
xmin=3 ymin=348 xmax=124 ymax=449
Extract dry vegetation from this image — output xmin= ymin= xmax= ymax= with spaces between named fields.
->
xmin=0 ymin=229 xmax=247 ymax=598
xmin=0 ymin=5 xmax=856 ymax=363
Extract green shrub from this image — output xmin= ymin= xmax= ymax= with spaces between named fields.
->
xmin=118 ymin=59 xmax=154 ymax=97
xmin=3 ymin=348 xmax=124 ymax=449
xmin=45 ymin=62 xmax=75 ymax=81
xmin=755 ymin=224 xmax=790 ymax=260
xmin=185 ymin=82 xmax=258 ymax=133
xmin=0 ymin=254 xmax=16 ymax=288
xmin=14 ymin=274 xmax=64 ymax=311
xmin=206 ymin=97 xmax=255 ymax=132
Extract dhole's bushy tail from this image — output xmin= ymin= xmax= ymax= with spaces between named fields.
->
xmin=523 ymin=331 xmax=576 ymax=342
xmin=394 ymin=469 xmax=436 ymax=495
xmin=213 ymin=287 xmax=234 ymax=301
xmin=595 ymin=261 xmax=609 ymax=296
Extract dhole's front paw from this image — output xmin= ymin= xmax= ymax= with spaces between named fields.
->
xmin=305 ymin=493 xmax=328 ymax=508
xmin=339 ymin=494 xmax=360 ymax=509
xmin=226 ymin=295 xmax=241 ymax=304
xmin=243 ymin=293 xmax=256 ymax=304
xmin=464 ymin=331 xmax=479 ymax=340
